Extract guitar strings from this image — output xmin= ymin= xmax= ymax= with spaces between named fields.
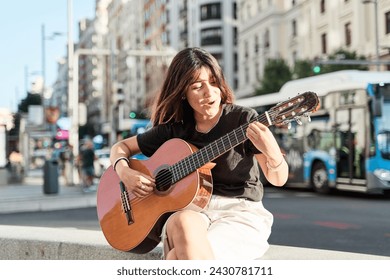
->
xmin=154 ymin=111 xmax=275 ymax=188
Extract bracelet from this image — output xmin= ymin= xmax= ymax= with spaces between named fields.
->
xmin=113 ymin=157 xmax=130 ymax=172
xmin=266 ymin=157 xmax=284 ymax=172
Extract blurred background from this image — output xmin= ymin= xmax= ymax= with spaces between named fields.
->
xmin=1 ymin=0 xmax=390 ymax=196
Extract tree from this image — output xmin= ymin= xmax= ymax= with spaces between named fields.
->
xmin=18 ymin=92 xmax=42 ymax=113
xmin=319 ymin=49 xmax=368 ymax=73
xmin=255 ymin=58 xmax=292 ymax=95
xmin=253 ymin=48 xmax=368 ymax=96
xmin=293 ymin=60 xmax=315 ymax=79
xmin=9 ymin=113 xmax=21 ymax=136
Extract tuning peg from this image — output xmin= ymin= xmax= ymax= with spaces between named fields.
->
xmin=295 ymin=117 xmax=303 ymax=125
xmin=304 ymin=113 xmax=311 ymax=122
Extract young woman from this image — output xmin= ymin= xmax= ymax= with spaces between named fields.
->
xmin=109 ymin=47 xmax=288 ymax=260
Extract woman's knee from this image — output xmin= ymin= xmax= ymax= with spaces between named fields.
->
xmin=166 ymin=210 xmax=205 ymax=236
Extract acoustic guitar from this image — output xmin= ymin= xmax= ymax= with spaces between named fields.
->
xmin=96 ymin=91 xmax=320 ymax=253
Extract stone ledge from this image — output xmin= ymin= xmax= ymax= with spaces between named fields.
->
xmin=0 ymin=225 xmax=389 ymax=260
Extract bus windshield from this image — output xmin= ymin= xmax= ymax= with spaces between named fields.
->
xmin=376 ymin=84 xmax=390 ymax=159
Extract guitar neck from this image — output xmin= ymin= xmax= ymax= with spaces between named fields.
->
xmin=169 ymin=111 xmax=271 ymax=183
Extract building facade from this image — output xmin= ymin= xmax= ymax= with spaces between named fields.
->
xmin=45 ymin=0 xmax=390 ymax=147
xmin=237 ymin=0 xmax=390 ymax=97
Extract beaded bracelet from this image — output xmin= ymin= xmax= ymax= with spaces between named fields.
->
xmin=266 ymin=157 xmax=284 ymax=172
xmin=113 ymin=157 xmax=130 ymax=172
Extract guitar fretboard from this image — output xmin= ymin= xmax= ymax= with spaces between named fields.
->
xmin=168 ymin=111 xmax=271 ymax=183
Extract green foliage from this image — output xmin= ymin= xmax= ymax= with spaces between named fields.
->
xmin=293 ymin=60 xmax=316 ymax=79
xmin=320 ymin=49 xmax=368 ymax=73
xmin=254 ymin=48 xmax=368 ymax=96
xmin=18 ymin=92 xmax=42 ymax=113
xmin=255 ymin=58 xmax=292 ymax=95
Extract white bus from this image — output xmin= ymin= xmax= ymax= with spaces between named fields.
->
xmin=237 ymin=70 xmax=390 ymax=195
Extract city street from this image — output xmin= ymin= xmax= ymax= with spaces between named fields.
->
xmin=0 ymin=186 xmax=389 ymax=257
xmin=264 ymin=186 xmax=390 ymax=257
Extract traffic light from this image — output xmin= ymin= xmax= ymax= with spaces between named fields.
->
xmin=312 ymin=65 xmax=321 ymax=74
xmin=129 ymin=111 xmax=147 ymax=119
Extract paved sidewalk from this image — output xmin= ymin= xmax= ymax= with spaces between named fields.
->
xmin=0 ymin=168 xmax=97 ymax=214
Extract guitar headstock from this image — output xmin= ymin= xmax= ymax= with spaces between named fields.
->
xmin=268 ymin=91 xmax=320 ymax=126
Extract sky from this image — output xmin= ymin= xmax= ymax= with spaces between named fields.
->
xmin=0 ymin=0 xmax=96 ymax=113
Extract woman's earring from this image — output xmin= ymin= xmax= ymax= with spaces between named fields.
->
xmin=181 ymin=95 xmax=186 ymax=100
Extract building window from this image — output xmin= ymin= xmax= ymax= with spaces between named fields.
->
xmin=254 ymin=35 xmax=259 ymax=53
xmin=292 ymin=19 xmax=297 ymax=37
xmin=245 ymin=65 xmax=249 ymax=83
xmin=321 ymin=33 xmax=327 ymax=54
xmin=233 ymin=27 xmax=238 ymax=45
xmin=264 ymin=29 xmax=270 ymax=48
xmin=320 ymin=0 xmax=326 ymax=14
xmin=234 ymin=52 xmax=238 ymax=71
xmin=255 ymin=61 xmax=260 ymax=80
xmin=200 ymin=3 xmax=221 ymax=21
xmin=200 ymin=27 xmax=222 ymax=46
xmin=345 ymin=22 xmax=351 ymax=46
xmin=292 ymin=51 xmax=298 ymax=62
xmin=211 ymin=52 xmax=223 ymax=69
xmin=386 ymin=11 xmax=390 ymax=34
xmin=244 ymin=40 xmax=249 ymax=58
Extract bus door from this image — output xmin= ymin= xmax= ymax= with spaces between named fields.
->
xmin=335 ymin=106 xmax=367 ymax=189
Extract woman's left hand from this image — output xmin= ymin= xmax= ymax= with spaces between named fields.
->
xmin=246 ymin=122 xmax=282 ymax=160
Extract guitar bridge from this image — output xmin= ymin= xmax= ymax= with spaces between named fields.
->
xmin=120 ymin=181 xmax=134 ymax=225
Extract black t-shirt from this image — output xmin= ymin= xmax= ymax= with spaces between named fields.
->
xmin=137 ymin=104 xmax=264 ymax=201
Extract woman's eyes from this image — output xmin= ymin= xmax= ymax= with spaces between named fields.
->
xmin=192 ymin=84 xmax=202 ymax=90
xmin=192 ymin=80 xmax=217 ymax=90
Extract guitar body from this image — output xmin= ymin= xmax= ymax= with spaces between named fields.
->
xmin=96 ymin=138 xmax=214 ymax=253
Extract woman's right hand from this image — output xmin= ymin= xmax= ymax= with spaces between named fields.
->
xmin=116 ymin=165 xmax=155 ymax=197
xmin=110 ymin=136 xmax=155 ymax=197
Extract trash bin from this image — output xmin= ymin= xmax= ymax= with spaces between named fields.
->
xmin=43 ymin=160 xmax=59 ymax=194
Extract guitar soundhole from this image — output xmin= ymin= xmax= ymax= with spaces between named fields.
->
xmin=155 ymin=168 xmax=173 ymax=192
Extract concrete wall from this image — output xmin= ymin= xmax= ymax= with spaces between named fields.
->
xmin=1 ymin=225 xmax=389 ymax=260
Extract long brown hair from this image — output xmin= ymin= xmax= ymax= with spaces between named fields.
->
xmin=151 ymin=47 xmax=235 ymax=126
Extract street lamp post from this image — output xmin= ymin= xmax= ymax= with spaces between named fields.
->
xmin=41 ymin=24 xmax=63 ymax=95
xmin=24 ymin=66 xmax=40 ymax=94
xmin=363 ymin=0 xmax=380 ymax=70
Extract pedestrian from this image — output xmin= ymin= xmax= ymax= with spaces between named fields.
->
xmin=60 ymin=144 xmax=74 ymax=186
xmin=8 ymin=149 xmax=24 ymax=182
xmin=109 ymin=47 xmax=288 ymax=259
xmin=79 ymin=140 xmax=97 ymax=192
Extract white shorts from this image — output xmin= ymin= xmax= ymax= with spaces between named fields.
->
xmin=161 ymin=195 xmax=273 ymax=260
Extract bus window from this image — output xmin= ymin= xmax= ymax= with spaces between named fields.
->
xmin=377 ymin=131 xmax=390 ymax=160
